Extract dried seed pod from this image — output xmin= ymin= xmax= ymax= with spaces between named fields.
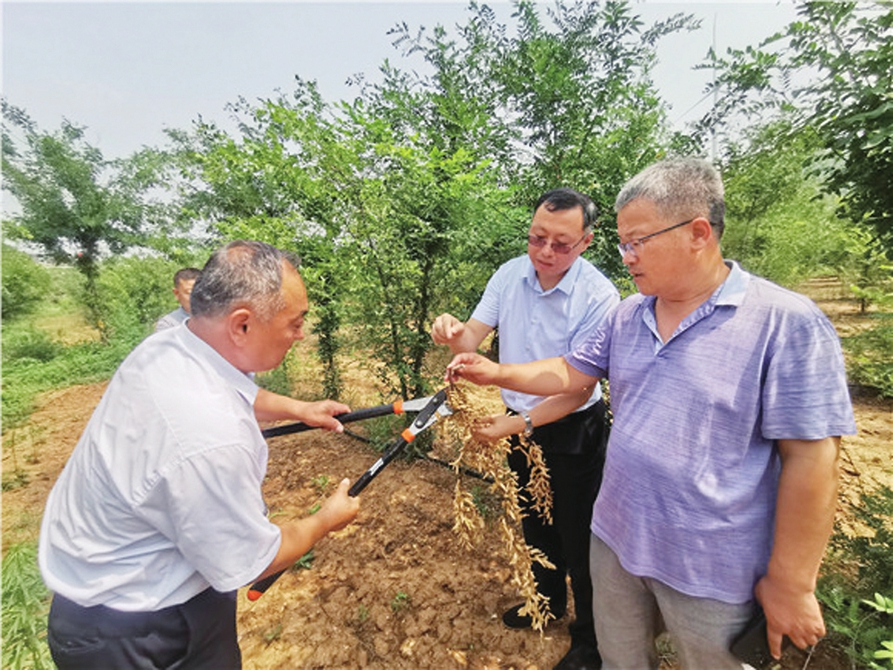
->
xmin=438 ymin=382 xmax=556 ymax=632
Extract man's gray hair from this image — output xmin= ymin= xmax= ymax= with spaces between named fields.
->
xmin=614 ymin=157 xmax=726 ymax=238
xmin=190 ymin=240 xmax=301 ymax=321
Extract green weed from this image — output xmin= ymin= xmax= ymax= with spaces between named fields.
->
xmin=2 ymin=470 xmax=30 ymax=492
xmin=821 ymin=485 xmax=893 ymax=667
xmin=470 ymin=483 xmax=501 ymax=522
xmin=844 ymin=320 xmax=893 ymax=399
xmin=311 ymin=475 xmax=330 ymax=494
xmin=263 ymin=622 xmax=283 ymax=643
xmin=390 ymin=591 xmax=410 ymax=613
xmin=2 ymin=542 xmax=53 ymax=669
xmin=863 ymin=593 xmax=893 ymax=670
xmin=292 ymin=550 xmax=315 ymax=572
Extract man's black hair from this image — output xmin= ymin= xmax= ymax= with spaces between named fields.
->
xmin=535 ymin=188 xmax=598 ymax=231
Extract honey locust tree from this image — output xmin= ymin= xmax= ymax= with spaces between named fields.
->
xmin=163 ymin=0 xmax=702 ymax=399
xmin=166 ymin=81 xmax=353 ymax=398
xmin=390 ymin=0 xmax=700 ymax=279
xmin=335 ymin=95 xmax=513 ymax=400
xmin=333 ymin=0 xmax=699 ymax=394
xmin=701 ymin=0 xmax=893 ymax=254
xmin=1 ymin=101 xmax=156 ymax=332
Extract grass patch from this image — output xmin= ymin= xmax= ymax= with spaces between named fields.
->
xmin=2 ymin=336 xmax=136 ymax=429
xmin=843 ymin=317 xmax=893 ymax=399
xmin=1 ymin=265 xmax=129 ymax=428
xmin=2 ymin=542 xmax=53 ymax=670
xmin=821 ymin=484 xmax=893 ymax=668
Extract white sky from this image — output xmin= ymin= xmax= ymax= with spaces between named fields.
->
xmin=1 ymin=0 xmax=798 ymax=164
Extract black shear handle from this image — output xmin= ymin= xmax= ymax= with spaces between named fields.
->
xmin=247 ymin=435 xmax=412 ymax=601
xmin=261 ymin=403 xmax=399 ymax=438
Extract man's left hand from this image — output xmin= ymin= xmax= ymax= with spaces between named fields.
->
xmin=755 ymin=574 xmax=825 ymax=658
xmin=298 ymin=400 xmax=351 ymax=432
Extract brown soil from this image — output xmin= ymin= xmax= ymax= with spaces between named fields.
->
xmin=2 ymin=278 xmax=890 ymax=670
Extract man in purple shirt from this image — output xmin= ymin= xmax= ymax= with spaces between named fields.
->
xmin=447 ymin=158 xmax=856 ymax=669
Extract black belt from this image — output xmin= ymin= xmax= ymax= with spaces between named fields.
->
xmin=507 ymin=398 xmax=607 ymax=455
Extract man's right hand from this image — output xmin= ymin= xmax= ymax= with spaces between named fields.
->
xmin=318 ymin=478 xmax=360 ymax=534
xmin=445 ymin=352 xmax=499 ymax=386
xmin=431 ymin=313 xmax=465 ymax=345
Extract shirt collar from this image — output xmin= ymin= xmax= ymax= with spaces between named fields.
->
xmin=715 ymin=260 xmax=750 ymax=307
xmin=523 ymin=255 xmax=583 ymax=296
xmin=178 ymin=322 xmax=259 ymax=404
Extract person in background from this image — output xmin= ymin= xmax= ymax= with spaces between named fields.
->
xmin=431 ymin=188 xmax=619 ymax=670
xmin=448 ymin=158 xmax=856 ymax=669
xmin=40 ymin=240 xmax=360 ymax=669
xmin=155 ymin=266 xmax=201 ymax=331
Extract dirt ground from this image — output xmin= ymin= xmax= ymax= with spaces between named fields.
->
xmin=2 ymin=278 xmax=891 ymax=670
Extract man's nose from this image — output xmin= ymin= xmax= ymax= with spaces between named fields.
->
xmin=538 ymin=242 xmax=556 ymax=257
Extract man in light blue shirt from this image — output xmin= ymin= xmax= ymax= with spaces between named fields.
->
xmin=432 ymin=188 xmax=619 ymax=670
xmin=448 ymin=159 xmax=856 ymax=669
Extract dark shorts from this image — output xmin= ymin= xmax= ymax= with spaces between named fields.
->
xmin=47 ymin=587 xmax=241 ymax=669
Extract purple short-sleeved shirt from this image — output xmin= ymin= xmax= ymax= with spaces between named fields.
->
xmin=567 ymin=261 xmax=856 ymax=603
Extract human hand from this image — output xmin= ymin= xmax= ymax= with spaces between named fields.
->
xmin=445 ymin=352 xmax=499 ymax=386
xmin=472 ymin=414 xmax=521 ymax=442
xmin=300 ymin=400 xmax=352 ymax=433
xmin=317 ymin=478 xmax=360 ymax=533
xmin=755 ymin=574 xmax=825 ymax=658
xmin=431 ymin=313 xmax=465 ymax=345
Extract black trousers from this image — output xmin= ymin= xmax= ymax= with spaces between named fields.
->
xmin=47 ymin=587 xmax=241 ymax=669
xmin=507 ymin=399 xmax=607 ymax=648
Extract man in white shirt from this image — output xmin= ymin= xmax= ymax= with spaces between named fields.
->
xmin=40 ymin=240 xmax=360 ymax=669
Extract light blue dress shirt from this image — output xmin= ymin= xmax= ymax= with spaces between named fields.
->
xmin=155 ymin=306 xmax=189 ymax=332
xmin=471 ymin=254 xmax=620 ymax=414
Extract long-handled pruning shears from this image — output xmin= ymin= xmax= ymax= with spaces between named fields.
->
xmin=247 ymin=388 xmax=452 ymax=601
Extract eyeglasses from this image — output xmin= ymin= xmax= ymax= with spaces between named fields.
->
xmin=528 ymin=232 xmax=588 ymax=255
xmin=617 ymin=218 xmax=695 ymax=258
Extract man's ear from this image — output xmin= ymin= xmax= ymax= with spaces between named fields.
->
xmin=228 ymin=308 xmax=252 ymax=344
xmin=690 ymin=217 xmax=714 ymax=248
xmin=574 ymin=230 xmax=594 ymax=254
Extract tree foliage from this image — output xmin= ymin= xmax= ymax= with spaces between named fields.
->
xmin=163 ymin=1 xmax=694 ymax=398
xmin=1 ymin=244 xmax=51 ymax=321
xmin=389 ymin=0 xmax=699 ymax=277
xmin=720 ymin=120 xmax=852 ymax=285
xmin=1 ymin=100 xmax=159 ymax=329
xmin=167 ymin=81 xmax=361 ymax=397
xmin=701 ymin=0 xmax=893 ymax=248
